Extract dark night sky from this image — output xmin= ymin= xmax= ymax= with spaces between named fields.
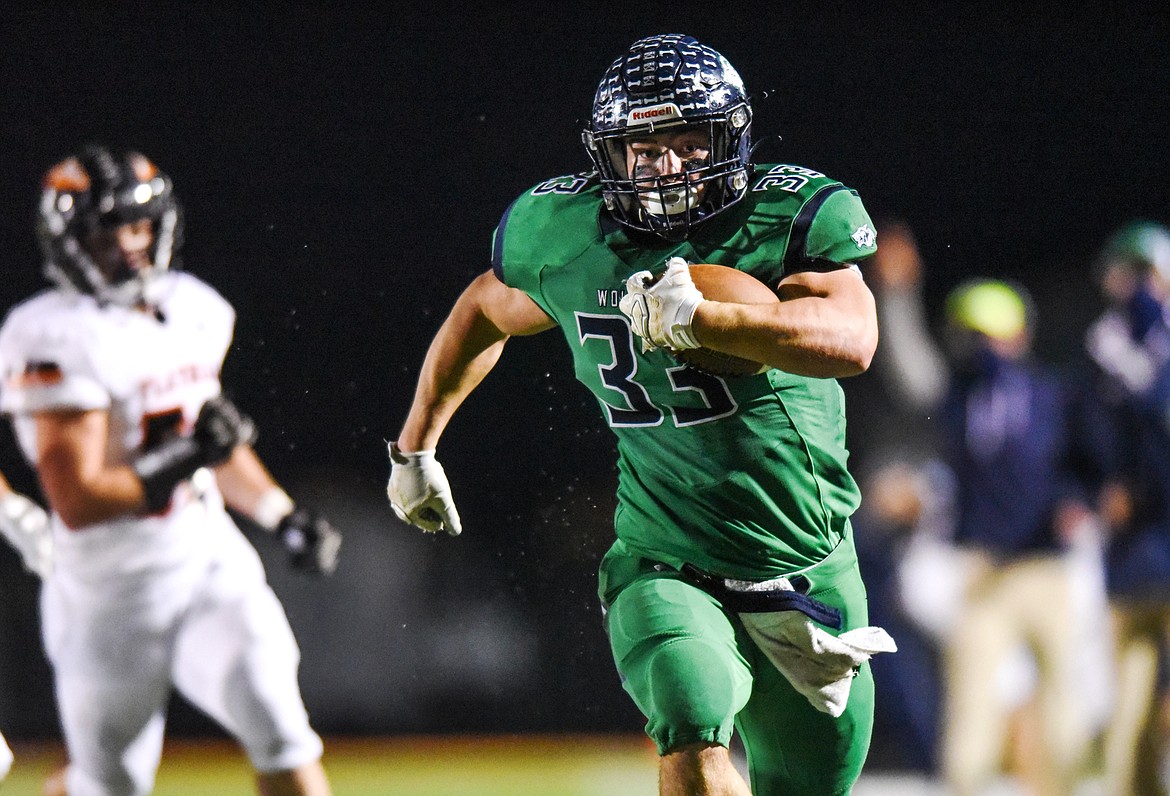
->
xmin=0 ymin=3 xmax=1168 ymax=743
xmin=2 ymin=5 xmax=1168 ymax=474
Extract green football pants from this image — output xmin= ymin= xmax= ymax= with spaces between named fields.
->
xmin=601 ymin=529 xmax=875 ymax=796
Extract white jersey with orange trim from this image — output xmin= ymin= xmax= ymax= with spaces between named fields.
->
xmin=0 ymin=271 xmax=234 ymax=578
xmin=0 ymin=272 xmax=323 ymax=789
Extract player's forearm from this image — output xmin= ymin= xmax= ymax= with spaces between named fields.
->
xmin=694 ymin=294 xmax=877 ymax=378
xmin=213 ymin=446 xmax=281 ymax=518
xmin=397 ymin=305 xmax=510 ymax=453
xmin=38 ymin=459 xmax=151 ymax=529
xmin=32 ymin=410 xmax=147 ymax=527
xmin=398 ymin=271 xmax=553 ymax=452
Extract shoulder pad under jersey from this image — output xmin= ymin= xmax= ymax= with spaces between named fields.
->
xmin=0 ymin=291 xmax=114 ymax=414
xmin=748 ymin=164 xmax=877 ymax=270
xmin=154 ymin=272 xmax=236 ymax=360
xmin=491 ymin=173 xmax=602 ymax=300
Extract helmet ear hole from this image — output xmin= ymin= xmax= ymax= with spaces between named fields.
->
xmin=584 ymin=34 xmax=754 ymax=240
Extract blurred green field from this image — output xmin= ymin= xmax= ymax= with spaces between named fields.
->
xmin=10 ymin=735 xmax=1044 ymax=795
xmin=4 ymin=734 xmax=660 ymax=796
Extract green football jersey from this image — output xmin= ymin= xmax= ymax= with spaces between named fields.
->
xmin=492 ymin=164 xmax=878 ymax=579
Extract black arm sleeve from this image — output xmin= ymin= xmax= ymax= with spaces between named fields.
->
xmin=131 ymin=436 xmax=207 ymax=513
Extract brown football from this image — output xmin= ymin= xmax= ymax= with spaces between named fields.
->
xmin=676 ymin=264 xmax=779 ymax=377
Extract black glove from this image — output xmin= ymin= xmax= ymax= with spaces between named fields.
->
xmin=133 ymin=396 xmax=257 ymax=513
xmin=192 ymin=395 xmax=257 ymax=462
xmin=276 ymin=508 xmax=341 ymax=575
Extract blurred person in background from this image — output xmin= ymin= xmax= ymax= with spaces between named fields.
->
xmin=848 ymin=222 xmax=1114 ymax=789
xmin=0 ymin=467 xmax=51 ymax=783
xmin=0 ymin=145 xmax=340 ymax=796
xmin=844 ymin=219 xmax=952 ymax=774
xmin=388 ymin=32 xmax=894 ymax=796
xmin=1085 ymin=220 xmax=1170 ymax=796
xmin=936 ymin=277 xmax=1109 ymax=796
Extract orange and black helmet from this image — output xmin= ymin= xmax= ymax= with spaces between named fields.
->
xmin=37 ymin=144 xmax=181 ymax=306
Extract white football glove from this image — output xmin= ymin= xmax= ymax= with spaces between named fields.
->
xmin=387 ymin=443 xmax=462 ymax=536
xmin=0 ymin=492 xmax=53 ymax=579
xmin=619 ymin=256 xmax=705 ymax=352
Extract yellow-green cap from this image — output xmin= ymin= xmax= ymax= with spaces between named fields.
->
xmin=945 ymin=279 xmax=1028 ymax=340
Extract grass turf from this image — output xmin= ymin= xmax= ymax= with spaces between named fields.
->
xmin=3 ymin=734 xmax=660 ymax=795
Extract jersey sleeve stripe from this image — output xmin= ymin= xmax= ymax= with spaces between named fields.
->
xmin=1 ymin=376 xmax=111 ymax=414
xmin=490 ymin=195 xmax=524 ymax=284
xmin=784 ymin=184 xmax=847 ymax=272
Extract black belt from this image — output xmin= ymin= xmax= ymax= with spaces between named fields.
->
xmin=676 ymin=563 xmax=843 ymax=629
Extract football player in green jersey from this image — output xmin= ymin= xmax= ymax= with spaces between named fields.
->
xmin=388 ymin=33 xmax=892 ymax=795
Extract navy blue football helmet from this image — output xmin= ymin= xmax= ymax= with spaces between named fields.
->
xmin=582 ymin=34 xmax=753 ymax=241
xmin=37 ymin=144 xmax=181 ymax=307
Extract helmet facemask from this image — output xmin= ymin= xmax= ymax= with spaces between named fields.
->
xmin=583 ymin=34 xmax=754 ymax=241
xmin=585 ymin=107 xmax=751 ymax=241
xmin=37 ymin=146 xmax=181 ymax=308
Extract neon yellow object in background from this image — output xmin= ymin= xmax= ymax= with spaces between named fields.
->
xmin=945 ymin=280 xmax=1028 ymax=340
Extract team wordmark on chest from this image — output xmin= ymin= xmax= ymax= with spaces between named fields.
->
xmin=596 ymin=288 xmax=627 ymax=308
xmin=141 ymin=362 xmax=220 ymax=400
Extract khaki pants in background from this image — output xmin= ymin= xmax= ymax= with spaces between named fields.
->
xmin=941 ymin=553 xmax=1095 ymax=796
xmin=1104 ymin=600 xmax=1170 ymax=796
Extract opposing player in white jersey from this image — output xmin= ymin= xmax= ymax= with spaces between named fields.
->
xmin=0 ymin=145 xmax=341 ymax=796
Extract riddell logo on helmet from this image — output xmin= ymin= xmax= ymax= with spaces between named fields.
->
xmin=628 ymin=103 xmax=682 ymax=126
